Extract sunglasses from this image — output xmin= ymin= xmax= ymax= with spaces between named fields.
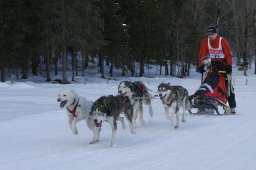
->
xmin=207 ymin=32 xmax=215 ymax=36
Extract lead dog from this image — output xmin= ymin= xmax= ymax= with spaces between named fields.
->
xmin=118 ymin=81 xmax=153 ymax=127
xmin=157 ymin=83 xmax=191 ymax=129
xmin=90 ymin=95 xmax=135 ymax=147
xmin=57 ymin=89 xmax=93 ymax=135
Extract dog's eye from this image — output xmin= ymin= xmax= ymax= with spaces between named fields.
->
xmin=63 ymin=94 xmax=66 ymax=97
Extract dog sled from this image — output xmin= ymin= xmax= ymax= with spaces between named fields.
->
xmin=189 ymin=68 xmax=230 ymax=115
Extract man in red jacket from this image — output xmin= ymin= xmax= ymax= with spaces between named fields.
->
xmin=196 ymin=26 xmax=236 ymax=113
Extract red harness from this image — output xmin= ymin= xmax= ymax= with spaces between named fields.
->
xmin=160 ymin=97 xmax=173 ymax=107
xmin=66 ymin=99 xmax=79 ymax=118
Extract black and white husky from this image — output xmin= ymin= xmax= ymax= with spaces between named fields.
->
xmin=57 ymin=89 xmax=94 ymax=135
xmin=157 ymin=83 xmax=191 ymax=129
xmin=118 ymin=81 xmax=153 ymax=127
xmin=90 ymin=95 xmax=135 ymax=147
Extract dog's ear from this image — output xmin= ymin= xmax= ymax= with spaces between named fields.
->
xmin=118 ymin=82 xmax=122 ymax=88
xmin=70 ymin=89 xmax=78 ymax=97
xmin=129 ymin=82 xmax=134 ymax=91
xmin=103 ymin=98 xmax=112 ymax=114
xmin=103 ymin=98 xmax=109 ymax=106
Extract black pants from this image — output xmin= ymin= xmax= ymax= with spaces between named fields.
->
xmin=224 ymin=74 xmax=236 ymax=108
xmin=228 ymin=90 xmax=236 ymax=108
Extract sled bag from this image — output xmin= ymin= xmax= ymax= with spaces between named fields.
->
xmin=193 ymin=70 xmax=227 ymax=103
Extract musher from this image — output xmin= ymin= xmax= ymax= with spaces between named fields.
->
xmin=196 ymin=26 xmax=236 ymax=114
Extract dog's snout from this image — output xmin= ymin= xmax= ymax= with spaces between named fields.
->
xmin=94 ymin=119 xmax=102 ymax=127
xmin=159 ymin=93 xmax=162 ymax=97
xmin=57 ymin=98 xmax=61 ymax=102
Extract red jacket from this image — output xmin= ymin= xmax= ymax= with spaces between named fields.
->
xmin=198 ymin=35 xmax=232 ymax=66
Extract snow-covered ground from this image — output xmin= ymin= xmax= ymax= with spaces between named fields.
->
xmin=0 ymin=68 xmax=256 ymax=170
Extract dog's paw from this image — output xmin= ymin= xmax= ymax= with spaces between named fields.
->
xmin=118 ymin=117 xmax=126 ymax=129
xmin=132 ymin=121 xmax=136 ymax=128
xmin=165 ymin=115 xmax=171 ymax=120
xmin=140 ymin=120 xmax=146 ymax=126
xmin=149 ymin=109 xmax=153 ymax=117
xmin=174 ymin=125 xmax=179 ymax=129
xmin=121 ymin=120 xmax=126 ymax=130
xmin=149 ymin=112 xmax=153 ymax=117
xmin=110 ymin=142 xmax=116 ymax=147
xmin=72 ymin=129 xmax=78 ymax=135
xmin=90 ymin=140 xmax=99 ymax=144
xmin=130 ymin=129 xmax=136 ymax=134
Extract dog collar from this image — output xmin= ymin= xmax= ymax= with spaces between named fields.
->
xmin=66 ymin=99 xmax=79 ymax=118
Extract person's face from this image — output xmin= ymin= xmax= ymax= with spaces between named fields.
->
xmin=208 ymin=32 xmax=217 ymax=41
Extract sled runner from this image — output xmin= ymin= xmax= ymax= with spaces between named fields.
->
xmin=190 ymin=69 xmax=230 ymax=115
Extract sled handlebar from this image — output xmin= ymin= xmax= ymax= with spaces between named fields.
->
xmin=206 ymin=70 xmax=227 ymax=74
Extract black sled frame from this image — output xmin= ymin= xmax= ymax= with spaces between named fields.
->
xmin=189 ymin=95 xmax=229 ymax=115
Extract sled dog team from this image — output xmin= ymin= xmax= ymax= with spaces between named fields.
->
xmin=57 ymin=81 xmax=191 ymax=147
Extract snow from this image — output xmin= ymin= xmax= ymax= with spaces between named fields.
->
xmin=0 ymin=68 xmax=256 ymax=170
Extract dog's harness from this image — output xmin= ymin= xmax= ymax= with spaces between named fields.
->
xmin=159 ymin=86 xmax=184 ymax=107
xmin=66 ymin=99 xmax=80 ymax=118
xmin=160 ymin=96 xmax=173 ymax=106
xmin=118 ymin=96 xmax=129 ymax=107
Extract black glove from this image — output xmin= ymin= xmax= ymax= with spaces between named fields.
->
xmin=211 ymin=61 xmax=232 ymax=73
xmin=196 ymin=64 xmax=205 ymax=73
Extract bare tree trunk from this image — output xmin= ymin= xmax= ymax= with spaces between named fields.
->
xmin=31 ymin=47 xmax=38 ymax=76
xmin=164 ymin=47 xmax=168 ymax=75
xmin=216 ymin=0 xmax=221 ymax=27
xmin=71 ymin=47 xmax=75 ymax=81
xmin=21 ymin=57 xmax=28 ymax=79
xmin=254 ymin=8 xmax=256 ymax=74
xmin=81 ymin=52 xmax=85 ymax=76
xmin=131 ymin=58 xmax=135 ymax=76
xmin=75 ymin=51 xmax=78 ymax=77
xmin=99 ymin=54 xmax=105 ymax=78
xmin=110 ymin=62 xmax=114 ymax=77
xmin=54 ymin=49 xmax=58 ymax=76
xmin=139 ymin=55 xmax=144 ymax=77
xmin=165 ymin=56 xmax=168 ymax=76
xmin=61 ymin=0 xmax=68 ymax=84
xmin=0 ymin=68 xmax=6 ymax=82
xmin=84 ymin=53 xmax=88 ymax=69
xmin=232 ymin=0 xmax=241 ymax=66
xmin=243 ymin=7 xmax=249 ymax=76
xmin=46 ymin=46 xmax=51 ymax=82
xmin=109 ymin=55 xmax=113 ymax=77
xmin=62 ymin=44 xmax=68 ymax=83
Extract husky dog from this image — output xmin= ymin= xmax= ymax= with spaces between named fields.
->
xmin=118 ymin=81 xmax=153 ymax=127
xmin=90 ymin=95 xmax=135 ymax=147
xmin=57 ymin=89 xmax=93 ymax=135
xmin=157 ymin=83 xmax=191 ymax=129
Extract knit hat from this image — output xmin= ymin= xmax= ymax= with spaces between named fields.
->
xmin=207 ymin=26 xmax=217 ymax=33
